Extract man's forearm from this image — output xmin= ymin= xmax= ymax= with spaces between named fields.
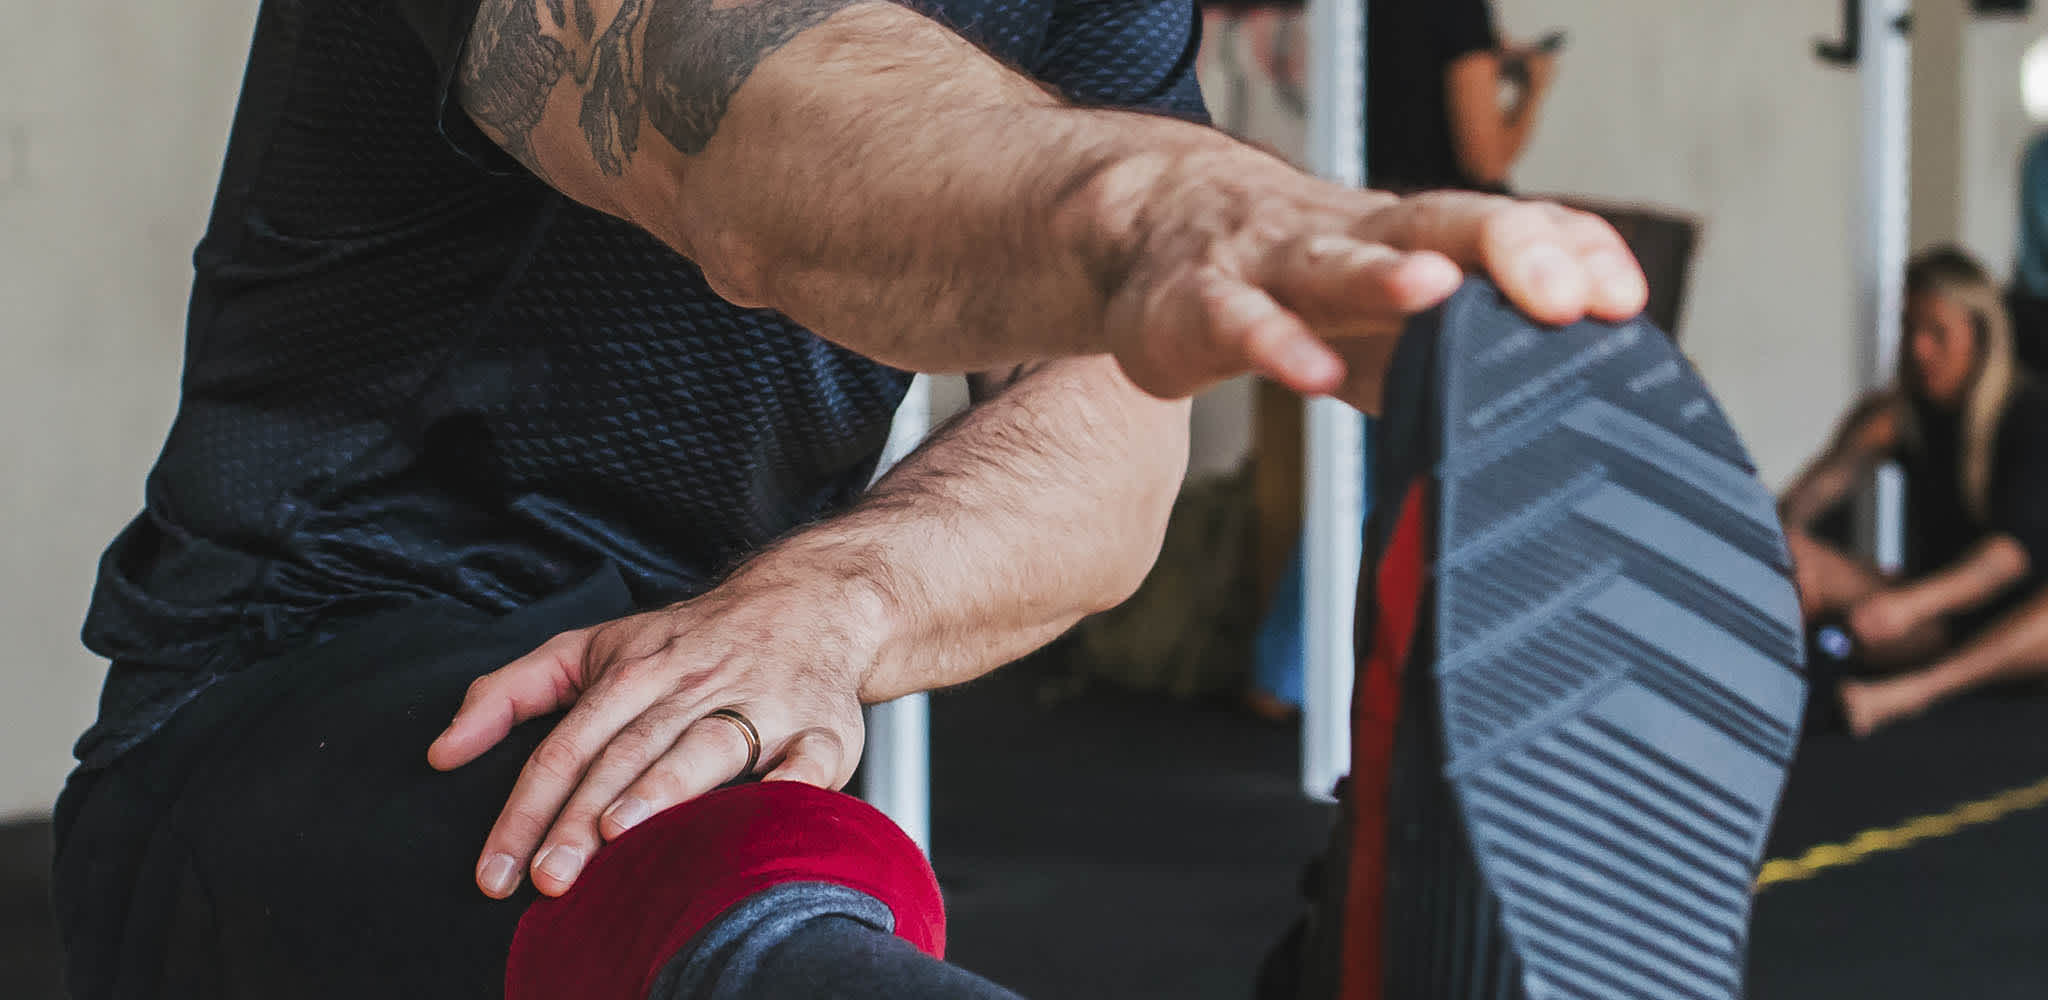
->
xmin=461 ymin=0 xmax=1253 ymax=372
xmin=458 ymin=0 xmax=1651 ymax=404
xmin=726 ymin=357 xmax=1189 ymax=703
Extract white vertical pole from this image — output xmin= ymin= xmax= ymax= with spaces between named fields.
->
xmin=1301 ymin=0 xmax=1367 ymax=803
xmin=864 ymin=690 xmax=931 ymax=853
xmin=1861 ymin=0 xmax=1911 ymax=573
xmin=864 ymin=375 xmax=933 ymax=851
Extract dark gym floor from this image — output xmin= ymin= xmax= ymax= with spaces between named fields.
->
xmin=3 ymin=659 xmax=2044 ymax=998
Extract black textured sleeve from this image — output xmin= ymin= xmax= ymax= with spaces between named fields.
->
xmin=393 ymin=0 xmax=528 ymax=173
xmin=1434 ymin=0 xmax=1498 ymax=61
xmin=1037 ymin=0 xmax=1211 ymax=123
xmin=1989 ymin=389 xmax=2048 ymax=572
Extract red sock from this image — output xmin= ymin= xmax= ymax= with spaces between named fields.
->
xmin=505 ymin=782 xmax=944 ymax=1000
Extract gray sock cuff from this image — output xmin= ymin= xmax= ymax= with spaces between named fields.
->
xmin=646 ymin=882 xmax=894 ymax=999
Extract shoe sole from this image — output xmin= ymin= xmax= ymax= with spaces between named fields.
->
xmin=1365 ymin=283 xmax=1806 ymax=1000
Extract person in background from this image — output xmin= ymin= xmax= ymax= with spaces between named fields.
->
xmin=1780 ymin=247 xmax=2048 ymax=737
xmin=2016 ymin=131 xmax=2048 ymax=299
xmin=1367 ymin=0 xmax=1558 ymax=193
xmin=2008 ymin=132 xmax=2048 ymax=373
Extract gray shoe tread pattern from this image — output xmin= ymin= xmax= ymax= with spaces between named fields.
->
xmin=1431 ymin=285 xmax=1805 ymax=1000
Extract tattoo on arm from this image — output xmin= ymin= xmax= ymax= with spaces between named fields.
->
xmin=461 ymin=0 xmax=863 ymax=180
xmin=460 ymin=0 xmax=572 ymax=177
xmin=578 ymin=0 xmax=646 ymax=175
xmin=638 ymin=0 xmax=861 ymax=156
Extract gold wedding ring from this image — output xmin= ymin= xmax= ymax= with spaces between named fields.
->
xmin=704 ymin=707 xmax=762 ymax=776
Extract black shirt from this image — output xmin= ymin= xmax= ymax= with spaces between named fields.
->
xmin=1365 ymin=0 xmax=1498 ymax=192
xmin=77 ymin=0 xmax=1206 ymax=768
xmin=1900 ymin=381 xmax=2048 ymax=609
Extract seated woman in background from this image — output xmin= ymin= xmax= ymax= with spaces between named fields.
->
xmin=1780 ymin=246 xmax=2048 ymax=737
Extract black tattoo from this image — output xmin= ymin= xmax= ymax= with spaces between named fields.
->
xmin=640 ymin=0 xmax=861 ymax=155
xmin=460 ymin=0 xmax=572 ymax=176
xmin=461 ymin=0 xmax=860 ymax=179
xmin=578 ymin=0 xmax=646 ymax=175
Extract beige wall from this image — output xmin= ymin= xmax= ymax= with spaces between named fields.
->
xmin=1 ymin=2 xmax=260 ymax=819
xmin=1913 ymin=0 xmax=1968 ymax=251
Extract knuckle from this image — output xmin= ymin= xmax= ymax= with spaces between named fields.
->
xmin=606 ymin=713 xmax=672 ymax=764
xmin=545 ymin=809 xmax=601 ymax=847
xmin=797 ymin=725 xmax=845 ymax=756
xmin=1248 ymin=219 xmax=1293 ymax=247
xmin=494 ymin=804 xmax=554 ymax=847
xmin=635 ymin=761 xmax=695 ymax=805
xmin=543 ymin=629 xmax=586 ymax=658
xmin=527 ymin=736 xmax=588 ymax=785
xmin=605 ymin=652 xmax=659 ymax=686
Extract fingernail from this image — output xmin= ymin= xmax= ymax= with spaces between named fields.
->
xmin=535 ymin=844 xmax=584 ymax=884
xmin=604 ymin=796 xmax=652 ymax=834
xmin=479 ymin=853 xmax=518 ymax=896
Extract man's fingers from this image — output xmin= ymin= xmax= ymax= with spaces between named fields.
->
xmin=1265 ymin=238 xmax=1462 ymax=328
xmin=1479 ymin=203 xmax=1586 ymax=321
xmin=524 ymin=699 xmax=705 ymax=895
xmin=1348 ymin=191 xmax=1525 ymax=266
xmin=1198 ymin=277 xmax=1343 ymax=395
xmin=1540 ymin=203 xmax=1649 ymax=321
xmin=1117 ymin=270 xmax=1340 ymax=399
xmin=761 ymin=727 xmax=852 ymax=788
xmin=587 ymin=708 xmax=761 ymax=836
xmin=428 ymin=630 xmax=586 ymax=772
xmin=1353 ymin=193 xmax=1644 ymax=326
xmin=471 ymin=681 xmax=660 ymax=898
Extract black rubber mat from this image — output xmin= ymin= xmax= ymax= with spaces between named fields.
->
xmin=1750 ymin=687 xmax=2048 ymax=999
xmin=1402 ymin=283 xmax=1806 ymax=999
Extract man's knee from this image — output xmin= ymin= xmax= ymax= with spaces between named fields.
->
xmin=507 ymin=782 xmax=943 ymax=1000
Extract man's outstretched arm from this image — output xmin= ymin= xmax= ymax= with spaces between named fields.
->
xmin=447 ymin=0 xmax=1648 ymax=405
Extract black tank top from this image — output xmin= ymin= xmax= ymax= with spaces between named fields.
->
xmin=1900 ymin=381 xmax=2048 ymax=588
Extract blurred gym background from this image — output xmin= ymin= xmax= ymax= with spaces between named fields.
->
xmin=6 ymin=0 xmax=2048 ymax=997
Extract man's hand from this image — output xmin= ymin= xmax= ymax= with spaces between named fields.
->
xmin=428 ymin=572 xmax=876 ymax=898
xmin=428 ymin=354 xmax=1188 ymax=900
xmin=1093 ymin=172 xmax=1646 ymax=410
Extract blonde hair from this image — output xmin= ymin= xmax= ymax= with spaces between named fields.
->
xmin=1894 ymin=246 xmax=2021 ymax=521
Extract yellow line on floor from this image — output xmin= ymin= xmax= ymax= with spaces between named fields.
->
xmin=1755 ymin=775 xmax=2048 ymax=892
